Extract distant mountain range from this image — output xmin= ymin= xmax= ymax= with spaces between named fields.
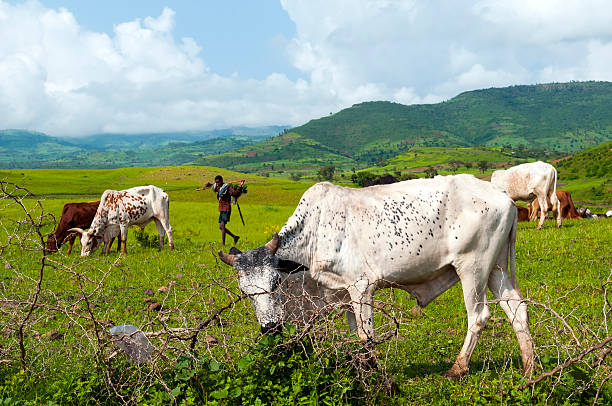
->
xmin=3 ymin=81 xmax=612 ymax=171
xmin=0 ymin=126 xmax=287 ymax=168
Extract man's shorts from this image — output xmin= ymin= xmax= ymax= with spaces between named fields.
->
xmin=218 ymin=211 xmax=231 ymax=224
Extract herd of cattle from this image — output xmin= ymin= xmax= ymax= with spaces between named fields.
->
xmin=46 ymin=185 xmax=174 ymax=256
xmin=45 ymin=162 xmax=608 ymax=378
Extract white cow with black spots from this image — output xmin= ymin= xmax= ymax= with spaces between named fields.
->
xmin=219 ymin=175 xmax=534 ymax=379
xmin=70 ymin=185 xmax=174 ymax=256
xmin=491 ymin=161 xmax=561 ymax=229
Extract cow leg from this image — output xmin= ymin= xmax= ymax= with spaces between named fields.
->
xmin=347 ymin=279 xmax=376 ymax=342
xmin=120 ymin=226 xmax=128 ymax=254
xmin=66 ymin=235 xmax=75 ymax=255
xmin=552 ymin=194 xmax=562 ymax=228
xmin=528 ymin=200 xmax=539 ymax=222
xmin=535 ymin=195 xmax=548 ymax=229
xmin=488 ymin=264 xmax=534 ymax=376
xmin=154 ymin=219 xmax=165 ymax=251
xmin=445 ymin=264 xmax=491 ymax=379
xmin=345 ymin=310 xmax=358 ymax=333
xmin=155 ymin=218 xmax=174 ymax=250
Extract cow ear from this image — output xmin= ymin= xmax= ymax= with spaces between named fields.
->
xmin=228 ymin=247 xmax=242 ymax=255
xmin=265 ymin=233 xmax=279 ymax=255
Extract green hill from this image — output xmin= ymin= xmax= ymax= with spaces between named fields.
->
xmin=3 ymin=82 xmax=612 ymax=173
xmin=192 ymin=132 xmax=357 ymax=176
xmin=47 ymin=136 xmax=268 ymax=169
xmin=292 ymin=81 xmax=612 ymax=158
xmin=0 ymin=129 xmax=274 ymax=169
xmin=194 ymin=82 xmax=612 ymax=174
xmin=0 ymin=130 xmax=86 ymax=167
xmin=555 ymin=140 xmax=611 ymax=204
xmin=369 ymin=146 xmax=515 ymax=173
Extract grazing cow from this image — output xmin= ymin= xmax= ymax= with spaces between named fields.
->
xmin=46 ymin=201 xmax=117 ymax=254
xmin=529 ymin=190 xmax=581 ymax=221
xmin=228 ymin=247 xmax=340 ymax=327
xmin=516 ymin=206 xmax=530 ymax=222
xmin=577 ymin=208 xmax=601 ymax=219
xmin=70 ymin=185 xmax=174 ymax=256
xmin=218 ymin=175 xmax=534 ymax=379
xmin=491 ymin=161 xmax=561 ymax=229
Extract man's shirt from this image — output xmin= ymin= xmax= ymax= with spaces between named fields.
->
xmin=212 ymin=183 xmax=242 ymax=212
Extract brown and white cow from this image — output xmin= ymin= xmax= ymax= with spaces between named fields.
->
xmin=491 ymin=161 xmax=561 ymax=229
xmin=70 ymin=185 xmax=174 ymax=256
xmin=529 ymin=190 xmax=581 ymax=221
xmin=46 ymin=201 xmax=117 ymax=254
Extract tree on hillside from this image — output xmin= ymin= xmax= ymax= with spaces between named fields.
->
xmin=448 ymin=160 xmax=463 ymax=174
xmin=318 ymin=165 xmax=335 ymax=181
xmin=477 ymin=160 xmax=490 ymax=173
xmin=464 ymin=161 xmax=473 ymax=169
xmin=424 ymin=166 xmax=438 ymax=178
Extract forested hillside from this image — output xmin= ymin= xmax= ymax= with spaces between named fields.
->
xmin=197 ymin=82 xmax=612 ymax=173
xmin=293 ymin=81 xmax=612 ymax=156
xmin=555 ymin=140 xmax=611 ymax=204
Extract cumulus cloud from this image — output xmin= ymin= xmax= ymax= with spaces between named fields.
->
xmin=282 ymin=0 xmax=612 ymax=104
xmin=2 ymin=0 xmax=612 ymax=136
xmin=0 ymin=1 xmax=326 ymax=136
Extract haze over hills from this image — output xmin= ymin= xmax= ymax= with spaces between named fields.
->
xmin=2 ymin=81 xmax=612 ymax=171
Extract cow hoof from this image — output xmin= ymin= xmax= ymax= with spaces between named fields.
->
xmin=443 ymin=364 xmax=468 ymax=380
xmin=384 ymin=376 xmax=400 ymax=395
xmin=355 ymin=349 xmax=378 ymax=369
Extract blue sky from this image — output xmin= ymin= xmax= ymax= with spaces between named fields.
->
xmin=33 ymin=0 xmax=301 ymax=80
xmin=2 ymin=0 xmax=612 ymax=137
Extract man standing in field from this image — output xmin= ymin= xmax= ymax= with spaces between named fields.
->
xmin=197 ymin=175 xmax=244 ymax=245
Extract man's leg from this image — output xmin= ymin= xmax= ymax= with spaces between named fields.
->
xmin=221 ymin=223 xmax=239 ymax=245
xmin=219 ymin=221 xmax=227 ymax=245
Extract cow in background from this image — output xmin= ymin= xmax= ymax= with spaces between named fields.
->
xmin=46 ymin=201 xmax=117 ymax=254
xmin=529 ymin=190 xmax=582 ymax=221
xmin=516 ymin=206 xmax=530 ymax=222
xmin=70 ymin=185 xmax=174 ymax=256
xmin=491 ymin=161 xmax=561 ymax=229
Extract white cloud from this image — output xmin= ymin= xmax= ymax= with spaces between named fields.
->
xmin=281 ymin=0 xmax=612 ymax=107
xmin=2 ymin=0 xmax=612 ymax=136
xmin=0 ymin=1 xmax=322 ymax=136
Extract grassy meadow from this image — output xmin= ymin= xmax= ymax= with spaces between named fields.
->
xmin=0 ymin=167 xmax=610 ymax=405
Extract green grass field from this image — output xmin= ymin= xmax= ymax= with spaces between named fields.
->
xmin=0 ymin=168 xmax=610 ymax=405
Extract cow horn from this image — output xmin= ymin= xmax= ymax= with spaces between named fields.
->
xmin=218 ymin=250 xmax=235 ymax=266
xmin=67 ymin=227 xmax=85 ymax=235
xmin=265 ymin=233 xmax=279 ymax=255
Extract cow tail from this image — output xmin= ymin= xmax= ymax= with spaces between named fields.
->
xmin=551 ymin=168 xmax=560 ymax=213
xmin=509 ymin=215 xmax=519 ymax=291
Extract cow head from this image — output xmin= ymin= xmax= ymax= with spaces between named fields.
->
xmin=68 ymin=228 xmax=103 ymax=257
xmin=218 ymin=234 xmax=283 ymax=334
xmin=46 ymin=234 xmax=60 ymax=252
